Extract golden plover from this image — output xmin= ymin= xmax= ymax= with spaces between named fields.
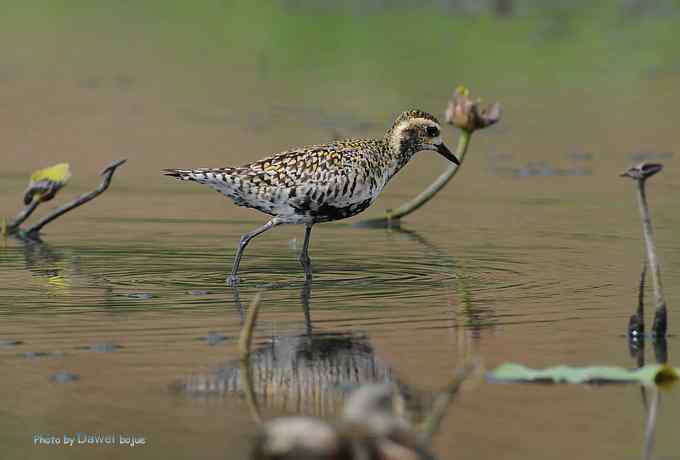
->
xmin=162 ymin=109 xmax=458 ymax=285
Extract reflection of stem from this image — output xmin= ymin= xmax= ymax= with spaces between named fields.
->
xmin=239 ymin=359 xmax=262 ymax=424
xmin=642 ymin=388 xmax=659 ymax=460
xmin=628 ymin=263 xmax=646 ymax=358
xmin=417 ymin=360 xmax=478 ymax=446
xmin=239 ymin=293 xmax=262 ymax=362
xmin=635 ymin=179 xmax=667 ymax=337
xmin=239 ymin=293 xmax=262 ymax=424
xmin=385 ymin=130 xmax=471 ymax=222
xmin=23 ymin=159 xmax=127 ymax=238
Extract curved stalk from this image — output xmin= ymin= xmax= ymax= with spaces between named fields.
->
xmin=385 ymin=130 xmax=472 ymax=223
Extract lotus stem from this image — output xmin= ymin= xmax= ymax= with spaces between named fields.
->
xmin=385 ymin=130 xmax=472 ymax=224
xmin=635 ymin=179 xmax=667 ymax=337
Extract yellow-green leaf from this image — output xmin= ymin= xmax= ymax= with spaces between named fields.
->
xmin=24 ymin=163 xmax=72 ymax=204
xmin=30 ymin=163 xmax=71 ymax=184
xmin=487 ymin=363 xmax=679 ymax=387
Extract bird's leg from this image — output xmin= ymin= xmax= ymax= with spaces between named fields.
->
xmin=299 ymin=224 xmax=313 ymax=280
xmin=228 ymin=218 xmax=281 ymax=286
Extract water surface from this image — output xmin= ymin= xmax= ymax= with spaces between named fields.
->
xmin=1 ymin=3 xmax=680 ymax=459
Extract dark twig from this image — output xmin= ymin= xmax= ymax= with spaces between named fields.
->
xmin=621 ymin=162 xmax=668 ymax=338
xmin=23 ymin=159 xmax=127 ymax=238
xmin=8 ymin=201 xmax=40 ymax=232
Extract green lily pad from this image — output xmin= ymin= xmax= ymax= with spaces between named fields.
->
xmin=487 ymin=363 xmax=679 ymax=387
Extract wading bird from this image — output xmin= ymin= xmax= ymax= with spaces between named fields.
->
xmin=163 ymin=110 xmax=458 ymax=285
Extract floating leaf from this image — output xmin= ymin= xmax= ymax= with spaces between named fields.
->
xmin=24 ymin=163 xmax=71 ymax=205
xmin=487 ymin=363 xmax=679 ymax=387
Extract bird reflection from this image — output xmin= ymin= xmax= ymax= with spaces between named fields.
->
xmin=177 ymin=226 xmax=485 ymax=421
xmin=177 ymin=280 xmax=395 ymax=416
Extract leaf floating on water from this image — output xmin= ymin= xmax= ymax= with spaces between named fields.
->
xmin=487 ymin=363 xmax=679 ymax=387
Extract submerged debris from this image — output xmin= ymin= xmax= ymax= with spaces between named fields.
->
xmin=126 ymin=292 xmax=155 ymax=300
xmin=252 ymin=384 xmax=436 ymax=460
xmin=21 ymin=351 xmax=65 ymax=359
xmin=198 ymin=332 xmax=229 ymax=346
xmin=89 ymin=343 xmax=123 ymax=353
xmin=49 ymin=371 xmax=80 ymax=384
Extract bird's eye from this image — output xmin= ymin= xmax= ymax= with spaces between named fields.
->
xmin=426 ymin=126 xmax=440 ymax=137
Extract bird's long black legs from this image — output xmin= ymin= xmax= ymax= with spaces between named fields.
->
xmin=228 ymin=218 xmax=281 ymax=286
xmin=299 ymin=224 xmax=313 ymax=280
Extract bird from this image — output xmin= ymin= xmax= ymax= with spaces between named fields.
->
xmin=162 ymin=109 xmax=459 ymax=286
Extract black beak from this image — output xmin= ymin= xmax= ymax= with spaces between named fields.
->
xmin=436 ymin=143 xmax=460 ymax=165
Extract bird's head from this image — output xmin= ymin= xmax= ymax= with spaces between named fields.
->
xmin=386 ymin=109 xmax=459 ymax=165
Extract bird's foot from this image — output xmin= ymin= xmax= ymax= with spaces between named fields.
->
xmin=226 ymin=274 xmax=241 ymax=287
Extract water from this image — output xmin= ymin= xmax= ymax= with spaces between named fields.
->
xmin=1 ymin=3 xmax=680 ymax=459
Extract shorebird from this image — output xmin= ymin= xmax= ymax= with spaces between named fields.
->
xmin=162 ymin=109 xmax=458 ymax=285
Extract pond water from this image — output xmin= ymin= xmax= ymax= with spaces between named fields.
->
xmin=1 ymin=3 xmax=680 ymax=459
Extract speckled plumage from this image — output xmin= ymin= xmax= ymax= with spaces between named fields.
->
xmin=162 ymin=109 xmax=457 ymax=284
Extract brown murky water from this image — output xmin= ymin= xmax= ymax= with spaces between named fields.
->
xmin=1 ymin=4 xmax=680 ymax=459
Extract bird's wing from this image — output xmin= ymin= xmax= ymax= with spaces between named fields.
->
xmin=239 ymin=141 xmax=360 ymax=189
xmin=162 ymin=140 xmax=377 ymax=212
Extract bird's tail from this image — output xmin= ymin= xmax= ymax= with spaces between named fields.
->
xmin=161 ymin=168 xmax=234 ymax=183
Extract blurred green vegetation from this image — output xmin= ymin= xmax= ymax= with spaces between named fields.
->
xmin=1 ymin=0 xmax=679 ymax=115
